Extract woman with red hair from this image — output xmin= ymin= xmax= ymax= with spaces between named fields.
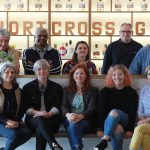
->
xmin=94 ymin=64 xmax=138 ymax=150
xmin=62 ymin=63 xmax=98 ymax=150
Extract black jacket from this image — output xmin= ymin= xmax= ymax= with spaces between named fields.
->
xmin=22 ymin=79 xmax=63 ymax=121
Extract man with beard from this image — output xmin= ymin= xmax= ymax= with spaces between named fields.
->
xmin=22 ymin=27 xmax=62 ymax=75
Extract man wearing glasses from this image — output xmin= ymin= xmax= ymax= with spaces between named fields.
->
xmin=101 ymin=23 xmax=142 ymax=74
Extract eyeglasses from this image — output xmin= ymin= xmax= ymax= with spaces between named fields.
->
xmin=120 ymin=30 xmax=132 ymax=34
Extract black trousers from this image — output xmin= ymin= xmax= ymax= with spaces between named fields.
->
xmin=26 ymin=115 xmax=61 ymax=150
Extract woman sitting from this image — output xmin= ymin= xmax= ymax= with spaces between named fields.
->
xmin=62 ymin=63 xmax=98 ymax=150
xmin=130 ymin=65 xmax=150 ymax=150
xmin=62 ymin=41 xmax=98 ymax=75
xmin=0 ymin=62 xmax=31 ymax=150
xmin=22 ymin=59 xmax=63 ymax=150
xmin=94 ymin=64 xmax=138 ymax=150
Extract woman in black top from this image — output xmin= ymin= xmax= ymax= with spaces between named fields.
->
xmin=94 ymin=64 xmax=138 ymax=150
xmin=22 ymin=59 xmax=63 ymax=150
xmin=0 ymin=62 xmax=31 ymax=150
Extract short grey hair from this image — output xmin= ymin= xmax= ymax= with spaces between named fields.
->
xmin=33 ymin=59 xmax=50 ymax=73
xmin=120 ymin=23 xmax=132 ymax=30
xmin=0 ymin=28 xmax=10 ymax=39
xmin=0 ymin=62 xmax=17 ymax=84
xmin=35 ymin=27 xmax=48 ymax=37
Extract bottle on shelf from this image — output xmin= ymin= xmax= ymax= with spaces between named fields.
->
xmin=35 ymin=0 xmax=42 ymax=11
xmin=101 ymin=44 xmax=107 ymax=58
xmin=141 ymin=0 xmax=148 ymax=11
xmin=55 ymin=0 xmax=62 ymax=11
xmin=67 ymin=40 xmax=74 ymax=57
xmin=127 ymin=0 xmax=134 ymax=11
xmin=17 ymin=0 xmax=24 ymax=11
xmin=93 ymin=44 xmax=100 ymax=59
xmin=59 ymin=43 xmax=67 ymax=56
xmin=4 ymin=0 xmax=11 ymax=11
xmin=97 ymin=0 xmax=104 ymax=11
xmin=66 ymin=0 xmax=72 ymax=11
xmin=79 ymin=0 xmax=85 ymax=11
xmin=115 ymin=0 xmax=122 ymax=11
xmin=54 ymin=44 xmax=57 ymax=49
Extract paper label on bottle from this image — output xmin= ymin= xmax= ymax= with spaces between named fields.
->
xmin=127 ymin=4 xmax=133 ymax=8
xmin=4 ymin=3 xmax=11 ymax=9
xmin=35 ymin=4 xmax=42 ymax=8
xmin=66 ymin=4 xmax=72 ymax=8
xmin=55 ymin=4 xmax=62 ymax=8
xmin=115 ymin=4 xmax=121 ymax=8
xmin=17 ymin=4 xmax=24 ymax=9
xmin=97 ymin=4 xmax=104 ymax=9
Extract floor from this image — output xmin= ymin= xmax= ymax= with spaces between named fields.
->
xmin=0 ymin=137 xmax=133 ymax=150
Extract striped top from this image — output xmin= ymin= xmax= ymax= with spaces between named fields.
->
xmin=138 ymin=84 xmax=150 ymax=117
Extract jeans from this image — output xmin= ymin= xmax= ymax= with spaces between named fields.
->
xmin=64 ymin=119 xmax=91 ymax=150
xmin=130 ymin=124 xmax=150 ymax=150
xmin=0 ymin=122 xmax=31 ymax=150
xmin=104 ymin=109 xmax=128 ymax=150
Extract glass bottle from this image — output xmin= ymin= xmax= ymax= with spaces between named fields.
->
xmin=101 ymin=44 xmax=107 ymax=58
xmin=79 ymin=0 xmax=85 ymax=11
xmin=35 ymin=0 xmax=42 ymax=11
xmin=59 ymin=43 xmax=67 ymax=56
xmin=97 ymin=0 xmax=104 ymax=11
xmin=17 ymin=0 xmax=24 ymax=11
xmin=115 ymin=0 xmax=122 ymax=11
xmin=127 ymin=0 xmax=134 ymax=11
xmin=141 ymin=0 xmax=148 ymax=11
xmin=93 ymin=44 xmax=100 ymax=59
xmin=55 ymin=0 xmax=62 ymax=11
xmin=4 ymin=0 xmax=11 ymax=11
xmin=66 ymin=0 xmax=72 ymax=11
xmin=67 ymin=40 xmax=74 ymax=56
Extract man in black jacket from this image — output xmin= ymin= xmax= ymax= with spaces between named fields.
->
xmin=101 ymin=23 xmax=142 ymax=74
xmin=22 ymin=27 xmax=62 ymax=75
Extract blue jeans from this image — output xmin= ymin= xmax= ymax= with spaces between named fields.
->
xmin=104 ymin=109 xmax=128 ymax=150
xmin=0 ymin=123 xmax=31 ymax=150
xmin=64 ymin=119 xmax=91 ymax=150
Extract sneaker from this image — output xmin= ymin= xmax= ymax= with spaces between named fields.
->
xmin=75 ymin=145 xmax=82 ymax=150
xmin=94 ymin=139 xmax=108 ymax=150
xmin=52 ymin=143 xmax=63 ymax=150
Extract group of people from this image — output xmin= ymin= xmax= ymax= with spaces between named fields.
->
xmin=0 ymin=23 xmax=150 ymax=150
xmin=1 ymin=22 xmax=150 ymax=76
xmin=0 ymin=60 xmax=150 ymax=150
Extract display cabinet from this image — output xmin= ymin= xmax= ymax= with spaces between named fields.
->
xmin=0 ymin=0 xmax=150 ymax=72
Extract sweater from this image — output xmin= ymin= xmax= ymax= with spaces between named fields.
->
xmin=101 ymin=39 xmax=142 ymax=74
xmin=97 ymin=86 xmax=138 ymax=132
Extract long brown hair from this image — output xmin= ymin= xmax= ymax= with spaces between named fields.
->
xmin=72 ymin=41 xmax=90 ymax=63
xmin=67 ymin=63 xmax=91 ymax=92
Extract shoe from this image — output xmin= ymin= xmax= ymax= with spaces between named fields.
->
xmin=0 ymin=147 xmax=4 ymax=150
xmin=52 ymin=143 xmax=63 ymax=150
xmin=75 ymin=145 xmax=82 ymax=150
xmin=94 ymin=139 xmax=108 ymax=150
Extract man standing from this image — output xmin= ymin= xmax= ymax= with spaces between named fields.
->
xmin=129 ymin=45 xmax=150 ymax=75
xmin=0 ymin=28 xmax=21 ymax=74
xmin=101 ymin=23 xmax=142 ymax=74
xmin=22 ymin=27 xmax=62 ymax=75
